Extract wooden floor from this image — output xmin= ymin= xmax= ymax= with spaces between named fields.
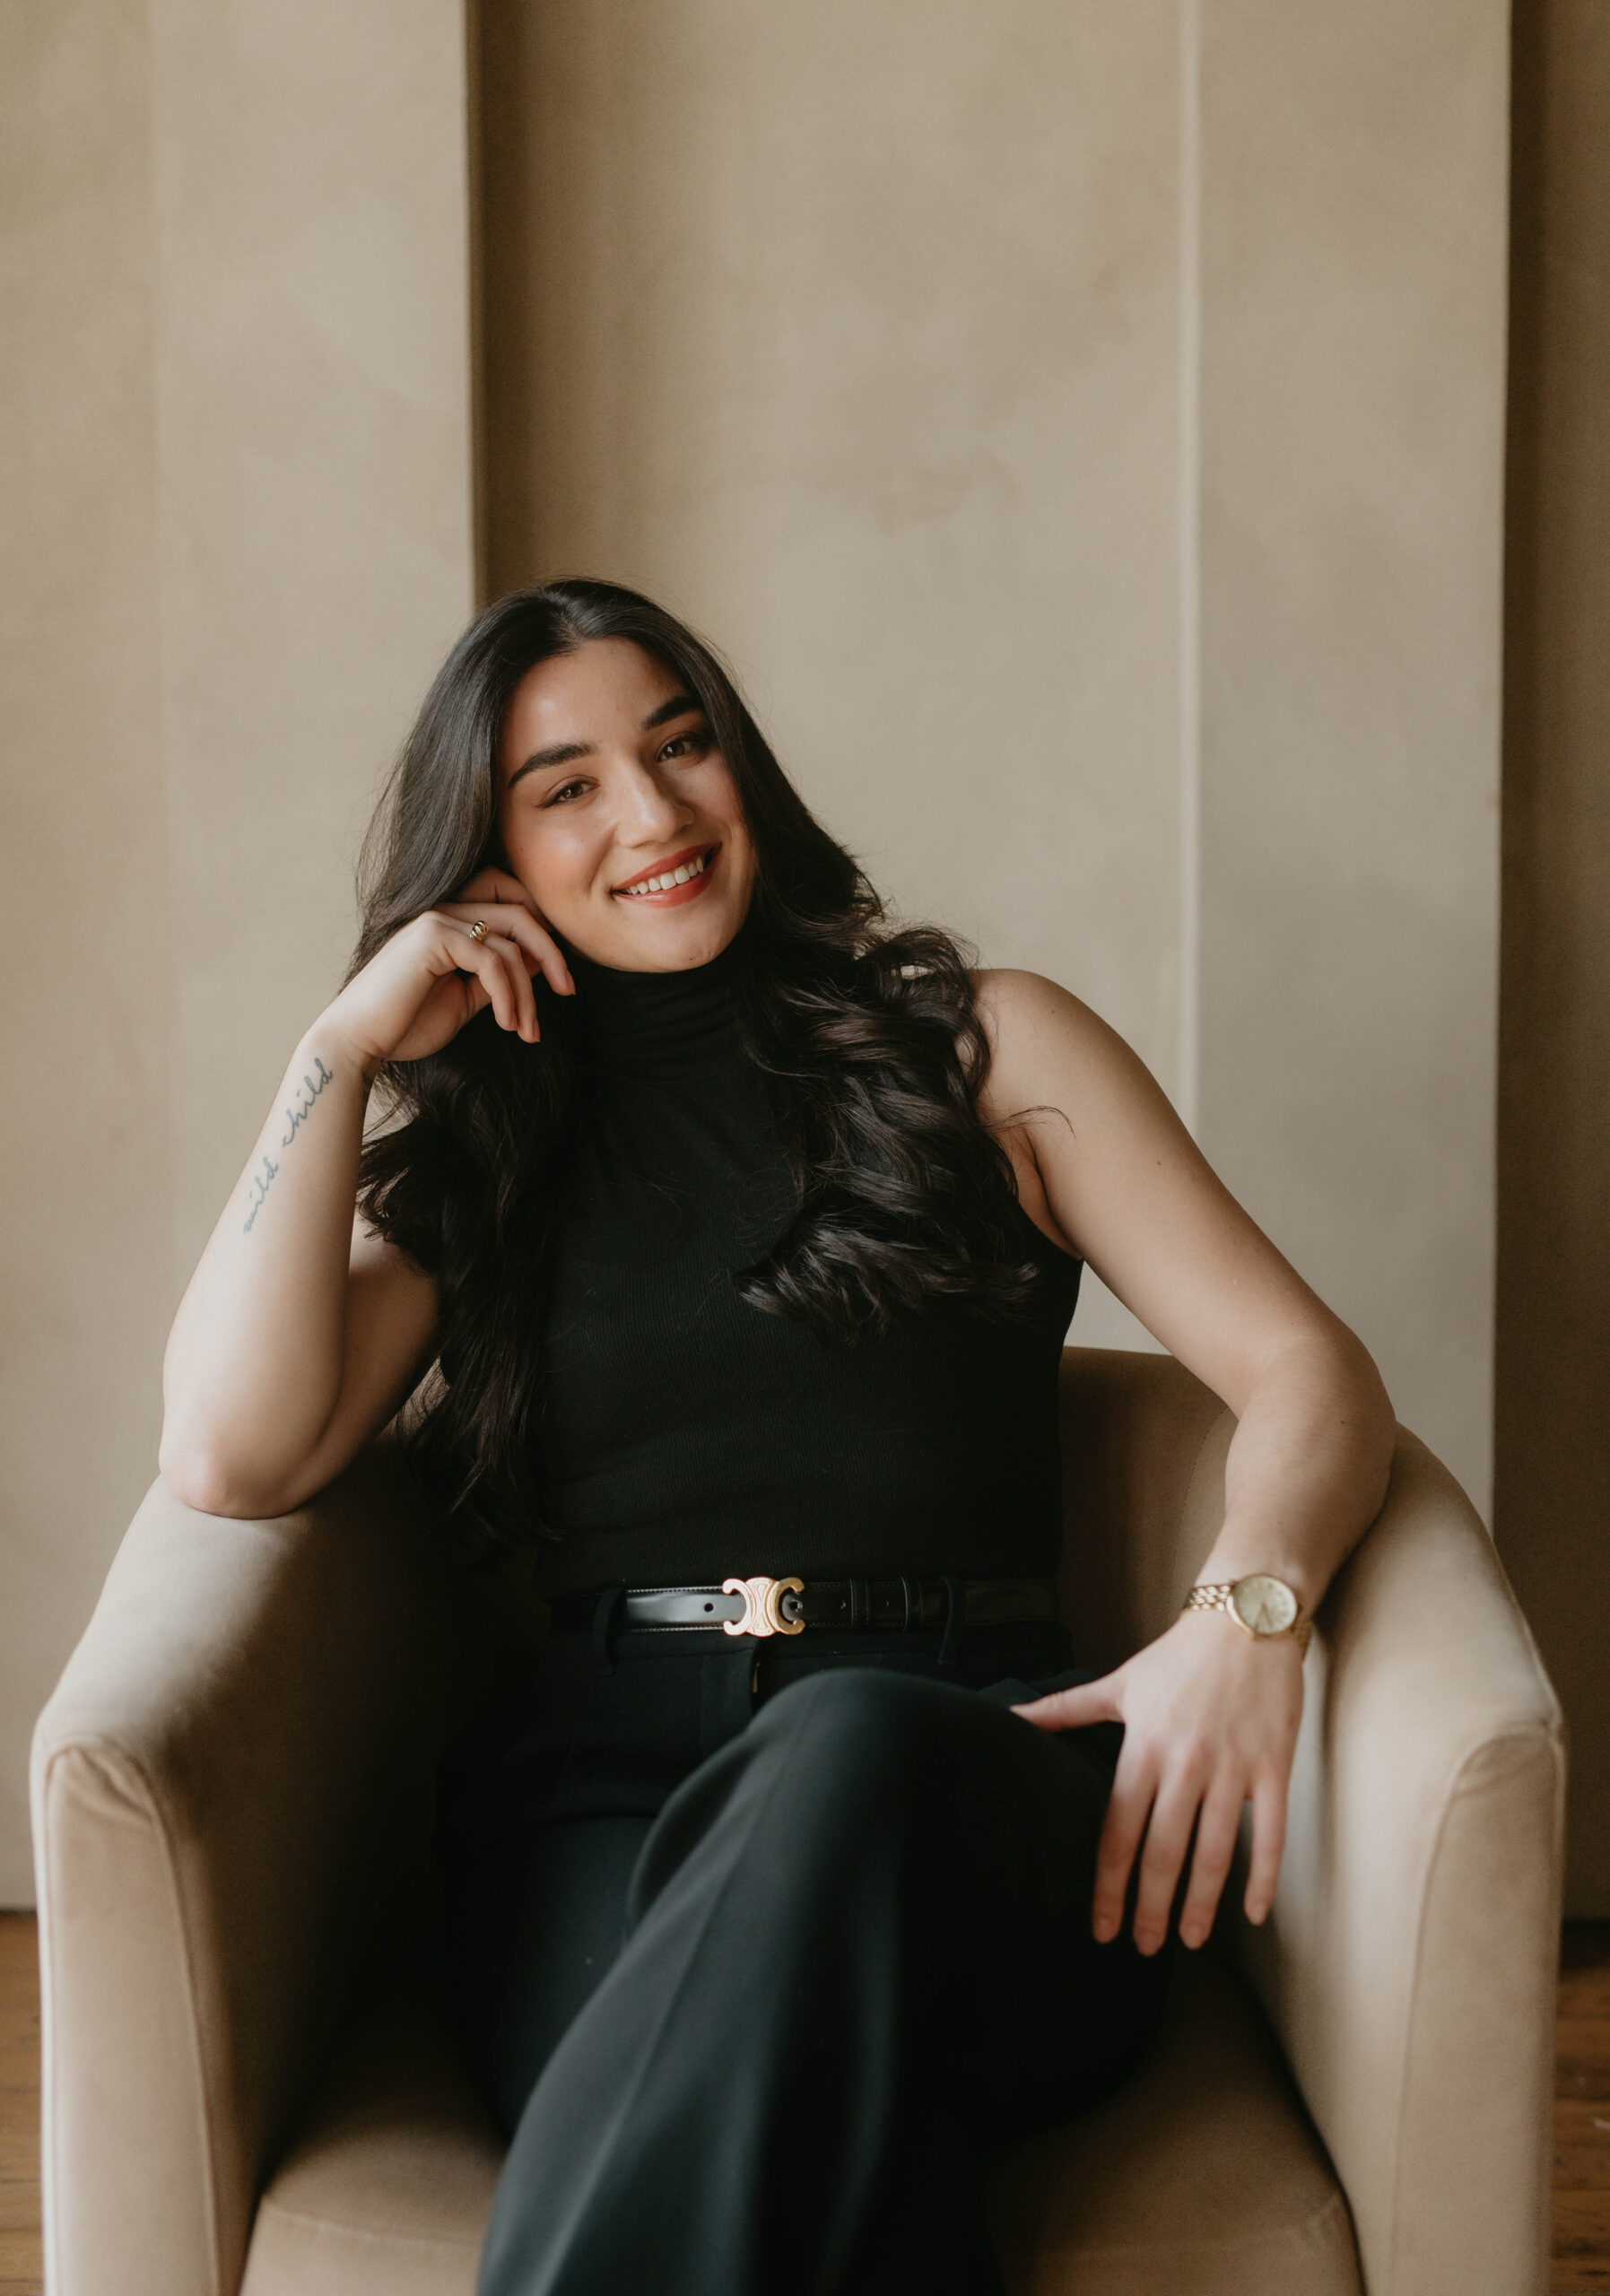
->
xmin=1556 ymin=1926 xmax=1610 ymax=2289
xmin=0 ymin=1918 xmax=39 ymax=2296
xmin=1 ymin=1909 xmax=1608 ymax=2291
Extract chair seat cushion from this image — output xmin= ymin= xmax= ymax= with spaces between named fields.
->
xmin=239 ymin=1985 xmax=501 ymax=2296
xmin=241 ymin=1955 xmax=1360 ymax=2296
xmin=988 ymin=1953 xmax=1362 ymax=2294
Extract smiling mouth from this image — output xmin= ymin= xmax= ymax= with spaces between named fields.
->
xmin=613 ymin=843 xmax=718 ymax=899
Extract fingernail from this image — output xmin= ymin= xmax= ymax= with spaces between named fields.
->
xmin=1092 ymin=1916 xmax=1116 ymax=1944
xmin=1181 ymin=1924 xmax=1204 ymax=1950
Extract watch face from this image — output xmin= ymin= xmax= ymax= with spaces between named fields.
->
xmin=1231 ymin=1574 xmax=1299 ymax=1637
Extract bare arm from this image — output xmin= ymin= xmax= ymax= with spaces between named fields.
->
xmin=975 ymin=969 xmax=1396 ymax=1952
xmin=160 ymin=871 xmax=571 ymax=1518
xmin=159 ymin=1035 xmax=438 ymax=1518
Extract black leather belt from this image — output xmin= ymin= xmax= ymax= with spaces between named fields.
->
xmin=550 ymin=1574 xmax=1060 ymax=1640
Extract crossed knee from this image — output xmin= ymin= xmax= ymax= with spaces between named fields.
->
xmin=749 ymin=1663 xmax=979 ymax=1779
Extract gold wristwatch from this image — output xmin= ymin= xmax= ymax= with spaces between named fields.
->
xmin=1181 ymin=1575 xmax=1312 ymax=1654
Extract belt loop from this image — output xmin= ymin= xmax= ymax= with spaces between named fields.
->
xmin=592 ymin=1583 xmax=625 ymax=1676
xmin=849 ymin=1576 xmax=868 ymax=1631
xmin=938 ymin=1575 xmax=965 ymax=1668
xmin=901 ymin=1574 xmax=921 ymax=1634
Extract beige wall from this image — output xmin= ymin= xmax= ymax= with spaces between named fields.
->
xmin=481 ymin=0 xmax=1188 ymax=1166
xmin=1498 ymin=0 xmax=1610 ymax=1917
xmin=2 ymin=0 xmax=1524 ymax=1905
xmin=148 ymin=0 xmax=478 ymax=1274
xmin=0 ymin=0 xmax=475 ymax=1904
xmin=0 ymin=0 xmax=170 ymax=1910
xmin=478 ymin=0 xmax=1509 ymax=1507
xmin=1196 ymin=3 xmax=1509 ymax=1516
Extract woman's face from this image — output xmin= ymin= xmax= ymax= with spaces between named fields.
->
xmin=495 ymin=637 xmax=758 ymax=972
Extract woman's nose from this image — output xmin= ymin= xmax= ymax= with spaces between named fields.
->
xmin=617 ymin=764 xmax=692 ymax=839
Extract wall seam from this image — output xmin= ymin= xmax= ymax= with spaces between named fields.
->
xmin=1176 ymin=0 xmax=1202 ymax=1137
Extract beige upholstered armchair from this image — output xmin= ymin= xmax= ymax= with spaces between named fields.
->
xmin=32 ymin=1348 xmax=1562 ymax=2296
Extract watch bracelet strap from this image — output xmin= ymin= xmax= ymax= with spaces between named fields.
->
xmin=1182 ymin=1580 xmax=1313 ymax=1653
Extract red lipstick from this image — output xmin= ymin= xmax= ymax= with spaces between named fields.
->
xmin=611 ymin=842 xmax=720 ymax=907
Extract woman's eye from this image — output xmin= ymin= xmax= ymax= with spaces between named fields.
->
xmin=543 ymin=779 xmax=588 ymax=807
xmin=658 ymin=731 xmax=705 ymax=762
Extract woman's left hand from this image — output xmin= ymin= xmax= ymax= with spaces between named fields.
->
xmin=1012 ymin=1614 xmax=1305 ymax=1955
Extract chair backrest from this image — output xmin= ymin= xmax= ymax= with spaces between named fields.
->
xmin=1055 ymin=1345 xmax=1234 ymax=1669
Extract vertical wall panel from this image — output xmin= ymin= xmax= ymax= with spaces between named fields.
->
xmin=1196 ymin=0 xmax=1510 ymax=1512
xmin=479 ymin=0 xmax=1187 ymax=1353
xmin=0 ymin=0 xmax=168 ymax=1905
xmin=1498 ymin=0 xmax=1610 ymax=1916
xmin=150 ymin=0 xmax=478 ymax=1276
xmin=479 ymin=0 xmax=1510 ymax=1449
xmin=0 ymin=1 xmax=477 ymax=1900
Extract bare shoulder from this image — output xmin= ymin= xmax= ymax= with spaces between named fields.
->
xmin=970 ymin=966 xmax=1150 ymax=1118
xmin=971 ymin=965 xmax=1121 ymax=1048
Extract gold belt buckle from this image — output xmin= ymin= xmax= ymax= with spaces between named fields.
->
xmin=722 ymin=1574 xmax=805 ymax=1638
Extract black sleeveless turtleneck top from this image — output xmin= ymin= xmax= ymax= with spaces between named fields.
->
xmin=528 ymin=933 xmax=1082 ymax=1598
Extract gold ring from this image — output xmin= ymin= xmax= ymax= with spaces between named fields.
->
xmin=468 ymin=919 xmax=489 ymax=943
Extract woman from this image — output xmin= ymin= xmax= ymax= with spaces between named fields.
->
xmin=161 ymin=579 xmax=1395 ymax=2295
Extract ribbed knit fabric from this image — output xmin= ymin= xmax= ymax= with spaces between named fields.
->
xmin=529 ymin=930 xmax=1082 ymax=1598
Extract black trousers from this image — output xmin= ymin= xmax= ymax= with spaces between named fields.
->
xmin=434 ymin=1622 xmax=1170 ymax=2296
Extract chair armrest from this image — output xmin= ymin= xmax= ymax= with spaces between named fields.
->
xmin=1243 ymin=1431 xmax=1565 ymax=2296
xmin=30 ymin=1443 xmax=479 ymax=2296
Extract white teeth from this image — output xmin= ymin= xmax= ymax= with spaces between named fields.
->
xmin=622 ymin=850 xmax=709 ymax=896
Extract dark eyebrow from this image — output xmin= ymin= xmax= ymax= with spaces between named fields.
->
xmin=507 ymin=739 xmax=594 ymax=792
xmin=641 ymin=691 xmax=701 ymax=730
xmin=506 ymin=694 xmax=704 ymax=792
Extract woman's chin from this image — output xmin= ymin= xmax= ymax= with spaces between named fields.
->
xmin=567 ymin=892 xmax=749 ymax=975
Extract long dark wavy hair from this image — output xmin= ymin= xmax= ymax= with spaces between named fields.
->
xmin=352 ymin=578 xmax=1042 ymax=1546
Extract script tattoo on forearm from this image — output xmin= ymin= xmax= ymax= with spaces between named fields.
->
xmin=241 ymin=1056 xmax=335 ymax=1233
xmin=242 ymin=1153 xmax=278 ymax=1231
xmin=280 ymin=1055 xmax=335 ymax=1144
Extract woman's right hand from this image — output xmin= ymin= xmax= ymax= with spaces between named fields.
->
xmin=324 ymin=867 xmax=576 ymax=1077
